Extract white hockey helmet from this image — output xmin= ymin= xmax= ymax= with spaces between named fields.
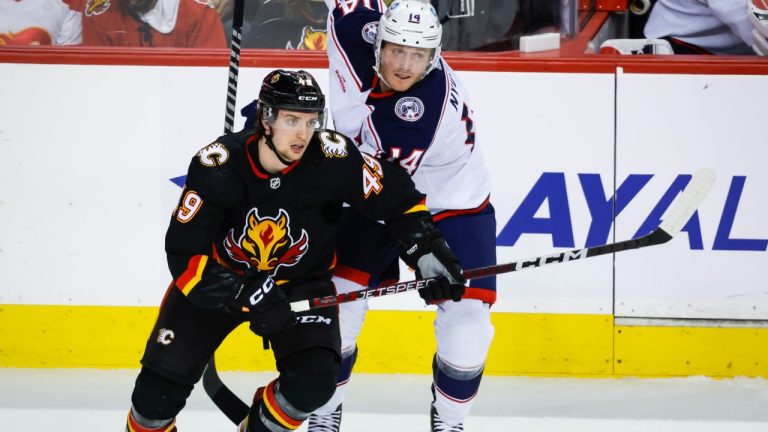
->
xmin=374 ymin=0 xmax=443 ymax=78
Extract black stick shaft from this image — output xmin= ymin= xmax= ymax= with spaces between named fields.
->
xmin=203 ymin=354 xmax=249 ymax=424
xmin=206 ymin=0 xmax=249 ymax=424
xmin=223 ymin=0 xmax=244 ymax=134
xmin=464 ymin=227 xmax=671 ymax=280
xmin=297 ymin=227 xmax=672 ymax=311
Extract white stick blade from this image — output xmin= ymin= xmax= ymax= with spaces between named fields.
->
xmin=658 ymin=168 xmax=716 ymax=237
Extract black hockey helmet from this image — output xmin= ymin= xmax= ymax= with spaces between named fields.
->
xmin=242 ymin=69 xmax=326 ymax=133
xmin=259 ymin=69 xmax=325 ymax=113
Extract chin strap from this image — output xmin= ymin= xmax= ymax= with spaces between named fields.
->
xmin=264 ymin=133 xmax=293 ymax=167
xmin=373 ymin=67 xmax=394 ymax=91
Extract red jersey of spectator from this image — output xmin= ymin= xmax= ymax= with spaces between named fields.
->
xmin=0 ymin=0 xmax=82 ymax=45
xmin=82 ymin=0 xmax=226 ymax=48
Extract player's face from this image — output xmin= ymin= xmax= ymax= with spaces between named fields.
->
xmin=379 ymin=43 xmax=432 ymax=92
xmin=266 ymin=110 xmax=320 ymax=163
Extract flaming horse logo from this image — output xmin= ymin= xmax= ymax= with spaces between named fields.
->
xmin=85 ymin=0 xmax=111 ymax=16
xmin=224 ymin=209 xmax=309 ymax=274
xmin=298 ymin=26 xmax=327 ymax=50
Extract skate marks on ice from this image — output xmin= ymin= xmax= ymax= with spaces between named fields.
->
xmin=0 ymin=369 xmax=766 ymax=431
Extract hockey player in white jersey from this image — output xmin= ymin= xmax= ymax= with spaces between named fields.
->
xmin=311 ymin=1 xmax=496 ymax=431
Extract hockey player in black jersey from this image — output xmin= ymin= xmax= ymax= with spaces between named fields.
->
xmin=125 ymin=69 xmax=466 ymax=432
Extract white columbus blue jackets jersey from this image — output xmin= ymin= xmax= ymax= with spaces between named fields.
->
xmin=325 ymin=0 xmax=491 ymax=214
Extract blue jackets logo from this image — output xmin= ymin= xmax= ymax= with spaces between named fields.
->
xmin=395 ymin=97 xmax=424 ymax=122
xmin=362 ymin=22 xmax=378 ymax=44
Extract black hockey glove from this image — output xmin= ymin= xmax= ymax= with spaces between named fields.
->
xmin=390 ymin=214 xmax=466 ymax=304
xmin=228 ymin=271 xmax=296 ymax=337
xmin=183 ymin=264 xmax=241 ymax=309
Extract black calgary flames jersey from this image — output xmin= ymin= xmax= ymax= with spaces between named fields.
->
xmin=166 ymin=128 xmax=427 ymax=299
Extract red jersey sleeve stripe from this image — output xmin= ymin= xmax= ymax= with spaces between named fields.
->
xmin=329 ymin=14 xmax=363 ymax=91
xmin=333 ymin=264 xmax=372 ymax=286
xmin=432 ymin=196 xmax=490 ymax=222
xmin=176 ymin=255 xmax=208 ymax=296
xmin=462 ymin=287 xmax=496 ymax=304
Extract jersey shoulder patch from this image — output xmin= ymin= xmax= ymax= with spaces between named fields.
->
xmin=316 ymin=130 xmax=350 ymax=158
xmin=394 ymin=96 xmax=425 ymax=122
xmin=196 ymin=141 xmax=231 ymax=167
xmin=185 ymin=138 xmax=243 ymax=207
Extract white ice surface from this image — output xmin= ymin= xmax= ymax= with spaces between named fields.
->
xmin=0 ymin=369 xmax=767 ymax=431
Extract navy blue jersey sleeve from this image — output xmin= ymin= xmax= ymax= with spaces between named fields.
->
xmin=328 ymin=0 xmax=383 ymax=89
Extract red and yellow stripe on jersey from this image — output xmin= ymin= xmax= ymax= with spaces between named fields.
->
xmin=175 ymin=255 xmax=208 ymax=295
xmin=403 ymin=198 xmax=429 ymax=215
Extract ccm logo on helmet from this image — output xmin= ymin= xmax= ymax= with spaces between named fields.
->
xmin=298 ymin=95 xmax=319 ymax=101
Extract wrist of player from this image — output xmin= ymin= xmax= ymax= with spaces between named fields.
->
xmin=183 ymin=264 xmax=241 ymax=309
xmin=389 ymin=212 xmax=440 ymax=269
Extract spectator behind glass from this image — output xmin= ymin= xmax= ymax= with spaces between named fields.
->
xmin=431 ymin=0 xmax=519 ymax=51
xmin=431 ymin=0 xmax=563 ymax=52
xmin=242 ymin=0 xmax=327 ymax=49
xmin=210 ymin=0 xmax=241 ymax=47
xmin=82 ymin=0 xmax=226 ymax=47
xmin=644 ymin=0 xmax=754 ymax=54
xmin=1 ymin=0 xmax=81 ymax=46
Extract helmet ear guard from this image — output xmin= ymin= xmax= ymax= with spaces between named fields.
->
xmin=374 ymin=0 xmax=443 ymax=79
xmin=261 ymin=104 xmax=277 ymax=126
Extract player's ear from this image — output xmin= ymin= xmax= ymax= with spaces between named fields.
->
xmin=262 ymin=118 xmax=271 ymax=134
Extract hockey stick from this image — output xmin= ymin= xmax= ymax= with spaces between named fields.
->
xmin=203 ymin=168 xmax=716 ymax=424
xmin=203 ymin=0 xmax=248 ymax=423
xmin=204 ymin=355 xmax=249 ymax=425
xmin=290 ymin=168 xmax=717 ymax=312
xmin=223 ymin=0 xmax=245 ymax=134
xmin=202 ymin=353 xmax=249 ymax=424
